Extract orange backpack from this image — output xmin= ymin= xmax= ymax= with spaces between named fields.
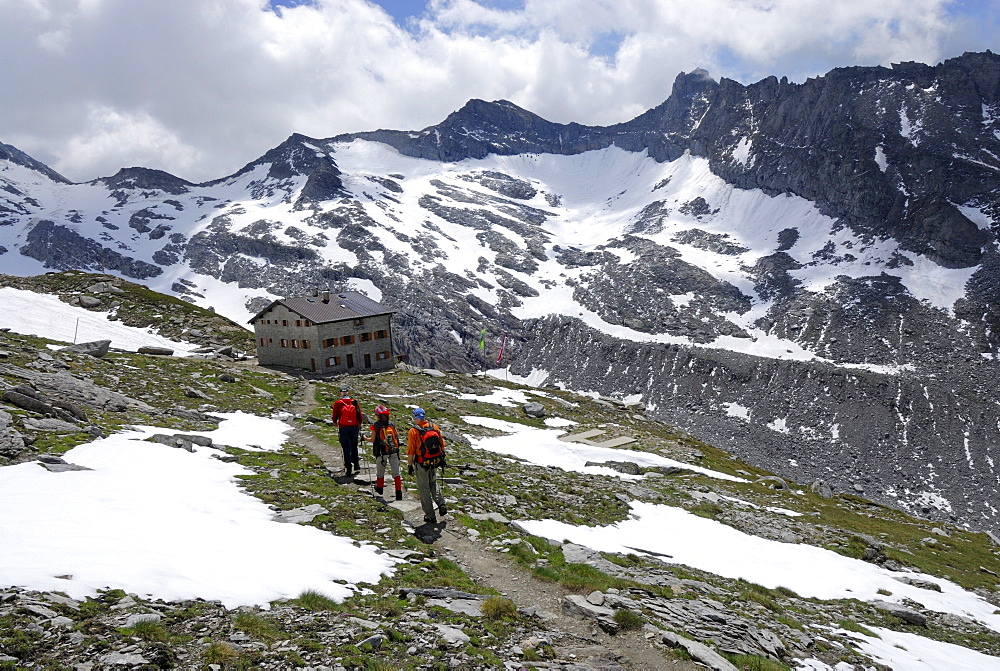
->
xmin=373 ymin=422 xmax=399 ymax=456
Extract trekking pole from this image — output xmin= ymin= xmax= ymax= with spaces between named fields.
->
xmin=366 ymin=452 xmax=377 ymax=497
xmin=365 ymin=428 xmax=378 ymax=496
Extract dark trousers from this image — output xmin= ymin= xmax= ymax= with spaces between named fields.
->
xmin=339 ymin=425 xmax=360 ymax=468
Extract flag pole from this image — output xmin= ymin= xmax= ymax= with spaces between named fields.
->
xmin=495 ymin=333 xmax=507 ymax=380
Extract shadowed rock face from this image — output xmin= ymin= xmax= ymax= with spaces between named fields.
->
xmin=20 ymin=221 xmax=163 ymax=280
xmin=511 ymin=315 xmax=999 ymax=527
xmin=2 ymin=52 xmax=1000 ymax=528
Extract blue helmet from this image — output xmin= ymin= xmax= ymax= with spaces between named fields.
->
xmin=412 ymin=407 xmax=426 ymax=419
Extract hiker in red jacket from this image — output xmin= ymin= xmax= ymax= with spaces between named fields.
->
xmin=331 ymin=387 xmax=363 ymax=476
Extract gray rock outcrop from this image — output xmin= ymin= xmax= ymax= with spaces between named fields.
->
xmin=59 ymin=340 xmax=111 ymax=358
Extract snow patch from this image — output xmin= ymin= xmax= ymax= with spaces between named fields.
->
xmin=724 ymin=402 xmax=750 ymax=420
xmin=463 ymin=415 xmax=747 ymax=482
xmin=0 ymin=287 xmax=200 ymax=355
xmin=875 ymin=145 xmax=888 ymax=172
xmin=767 ymin=417 xmax=789 ymax=434
xmin=842 ymin=626 xmax=1000 ymax=670
xmin=731 ymin=137 xmax=753 ymax=166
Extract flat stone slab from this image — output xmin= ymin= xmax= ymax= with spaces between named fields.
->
xmin=274 ymin=504 xmax=328 ymax=524
xmin=349 ymin=616 xmax=379 ymax=630
xmin=871 ymin=600 xmax=928 ymax=626
xmin=562 ymin=543 xmax=601 ymax=564
xmin=23 ymin=604 xmax=59 ymax=619
xmin=562 ymin=594 xmax=614 ymax=619
xmin=427 ymin=598 xmax=483 ymax=616
xmin=388 ymin=499 xmax=422 ymax=514
xmin=559 ymin=429 xmax=606 ymax=442
xmin=590 ymin=436 xmax=637 ymax=448
xmin=39 ymin=461 xmax=93 ymax=472
xmin=99 ymin=651 xmax=149 ymax=666
xmin=23 ymin=418 xmax=81 ymax=433
xmin=434 ymin=624 xmax=470 ymax=645
xmin=661 ymin=631 xmax=739 ymax=671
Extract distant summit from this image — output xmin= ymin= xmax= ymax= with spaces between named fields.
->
xmin=0 ymin=140 xmax=70 ymax=184
xmin=97 ymin=167 xmax=194 ymax=195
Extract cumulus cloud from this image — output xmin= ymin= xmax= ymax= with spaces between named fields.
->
xmin=0 ymin=0 xmax=989 ymax=183
xmin=59 ymin=105 xmax=203 ymax=181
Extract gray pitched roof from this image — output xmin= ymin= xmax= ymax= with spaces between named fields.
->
xmin=249 ymin=291 xmax=392 ymax=324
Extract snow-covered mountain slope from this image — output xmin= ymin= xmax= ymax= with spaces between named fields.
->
xmin=2 ymin=52 xmax=999 ymax=530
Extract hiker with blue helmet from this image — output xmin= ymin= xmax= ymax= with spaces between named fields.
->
xmin=406 ymin=406 xmax=448 ymax=525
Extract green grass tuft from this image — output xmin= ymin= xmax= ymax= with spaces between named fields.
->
xmin=532 ymin=565 xmax=561 ymax=582
xmin=293 ymin=589 xmax=340 ymax=612
xmin=124 ymin=618 xmax=170 ymax=642
xmin=203 ymin=640 xmax=242 ymax=666
xmin=233 ymin=612 xmax=283 ymax=643
xmin=480 ymin=596 xmax=518 ymax=621
xmin=613 ymin=608 xmax=644 ymax=631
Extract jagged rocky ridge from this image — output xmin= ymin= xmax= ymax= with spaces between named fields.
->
xmin=1 ymin=52 xmax=1000 ymax=529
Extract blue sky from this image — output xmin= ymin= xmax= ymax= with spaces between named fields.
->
xmin=1 ymin=0 xmax=996 ymax=182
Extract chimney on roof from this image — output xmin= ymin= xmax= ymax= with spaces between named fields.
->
xmin=311 ymin=287 xmax=318 ymax=297
xmin=322 ymin=288 xmax=330 ymax=303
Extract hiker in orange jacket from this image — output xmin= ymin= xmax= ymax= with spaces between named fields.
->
xmin=407 ymin=407 xmax=447 ymax=525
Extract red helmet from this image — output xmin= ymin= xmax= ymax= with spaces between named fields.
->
xmin=374 ymin=404 xmax=389 ymax=416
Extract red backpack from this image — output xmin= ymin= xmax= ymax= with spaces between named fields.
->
xmin=416 ymin=424 xmax=446 ymax=468
xmin=335 ymin=399 xmax=361 ymax=426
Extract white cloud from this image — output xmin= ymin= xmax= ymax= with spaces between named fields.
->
xmin=58 ymin=105 xmax=203 ymax=180
xmin=0 ymin=0 xmax=989 ymax=183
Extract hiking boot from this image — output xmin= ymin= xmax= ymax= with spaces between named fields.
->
xmin=423 ymin=516 xmax=437 ymax=525
xmin=395 ymin=490 xmax=403 ymax=501
xmin=344 ymin=465 xmax=353 ymax=476
xmin=375 ymin=486 xmax=383 ymax=495
xmin=437 ymin=504 xmax=448 ymax=517
xmin=353 ymin=461 xmax=360 ymax=473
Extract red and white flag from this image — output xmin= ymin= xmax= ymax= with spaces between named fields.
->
xmin=495 ymin=334 xmax=507 ymax=365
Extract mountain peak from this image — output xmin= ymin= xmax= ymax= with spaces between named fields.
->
xmin=97 ymin=167 xmax=193 ymax=194
xmin=670 ymin=68 xmax=719 ymax=97
xmin=0 ymin=140 xmax=71 ymax=184
xmin=440 ymin=98 xmax=549 ymax=133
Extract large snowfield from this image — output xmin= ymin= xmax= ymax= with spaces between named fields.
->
xmin=2 ymin=277 xmax=999 ymax=668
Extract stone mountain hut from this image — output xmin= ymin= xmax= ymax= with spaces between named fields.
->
xmin=250 ymin=290 xmax=394 ymax=375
